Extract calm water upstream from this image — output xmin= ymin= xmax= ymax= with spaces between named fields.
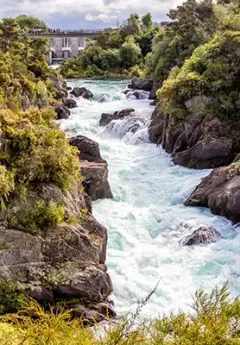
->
xmin=60 ymin=79 xmax=240 ymax=318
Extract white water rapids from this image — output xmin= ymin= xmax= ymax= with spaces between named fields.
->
xmin=61 ymin=78 xmax=240 ymax=318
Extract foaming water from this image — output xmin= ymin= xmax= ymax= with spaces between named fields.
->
xmin=61 ymin=79 xmax=240 ymax=318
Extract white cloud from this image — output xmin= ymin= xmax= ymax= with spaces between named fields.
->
xmin=0 ymin=0 xmax=184 ymax=27
xmin=85 ymin=13 xmax=117 ymax=23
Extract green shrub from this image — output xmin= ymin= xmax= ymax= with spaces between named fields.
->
xmin=159 ymin=29 xmax=240 ymax=121
xmin=9 ymin=200 xmax=65 ymax=233
xmin=0 ymin=281 xmax=27 ymax=315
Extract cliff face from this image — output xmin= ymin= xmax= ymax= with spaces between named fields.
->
xmin=0 ymin=182 xmax=113 ymax=323
xmin=148 ymin=98 xmax=239 ymax=169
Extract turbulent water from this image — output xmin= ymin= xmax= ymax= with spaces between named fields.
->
xmin=61 ymin=79 xmax=240 ymax=318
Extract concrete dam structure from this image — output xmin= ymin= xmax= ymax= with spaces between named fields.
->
xmin=29 ymin=29 xmax=111 ymax=65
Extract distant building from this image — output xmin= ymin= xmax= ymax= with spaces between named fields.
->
xmin=28 ymin=29 xmax=112 ymax=65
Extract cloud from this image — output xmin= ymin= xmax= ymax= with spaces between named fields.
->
xmin=0 ymin=0 xmax=184 ymax=28
xmin=85 ymin=13 xmax=118 ymax=23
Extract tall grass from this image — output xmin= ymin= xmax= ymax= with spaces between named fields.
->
xmin=0 ymin=284 xmax=239 ymax=345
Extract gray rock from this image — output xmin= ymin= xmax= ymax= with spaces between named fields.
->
xmin=185 ymin=162 xmax=240 ymax=223
xmin=128 ymin=77 xmax=153 ymax=91
xmin=100 ymin=108 xmax=135 ymax=126
xmin=182 ymin=226 xmax=221 ymax=246
xmin=63 ymin=98 xmax=77 ymax=109
xmin=70 ymin=135 xmax=106 ymax=163
xmin=55 ymin=105 xmax=70 ymax=119
xmin=81 ymin=161 xmax=113 ymax=201
xmin=70 ymin=87 xmax=93 ymax=99
xmin=0 ymin=182 xmax=113 ymax=323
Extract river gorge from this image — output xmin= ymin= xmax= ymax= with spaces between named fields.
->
xmin=59 ymin=78 xmax=240 ymax=318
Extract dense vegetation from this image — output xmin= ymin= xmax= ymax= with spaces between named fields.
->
xmin=0 ymin=17 xmax=81 ymax=232
xmin=148 ymin=0 xmax=240 ymax=121
xmin=0 ymin=285 xmax=240 ymax=344
xmin=60 ymin=13 xmax=160 ymax=78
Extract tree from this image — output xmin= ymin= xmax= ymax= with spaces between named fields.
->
xmin=141 ymin=13 xmax=152 ymax=31
xmin=119 ymin=36 xmax=141 ymax=68
xmin=15 ymin=14 xmax=47 ymax=29
xmin=120 ymin=14 xmax=142 ymax=38
xmin=107 ymin=31 xmax=123 ymax=49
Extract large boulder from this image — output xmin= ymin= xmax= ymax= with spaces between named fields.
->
xmin=55 ymin=105 xmax=70 ymax=120
xmin=69 ymin=135 xmax=106 ymax=163
xmin=80 ymin=161 xmax=113 ymax=201
xmin=70 ymin=87 xmax=93 ymax=100
xmin=128 ymin=77 xmax=153 ymax=91
xmin=182 ymin=226 xmax=221 ymax=246
xmin=0 ymin=183 xmax=113 ymax=324
xmin=185 ymin=162 xmax=240 ymax=223
xmin=70 ymin=136 xmax=113 ymax=200
xmin=63 ymin=98 xmax=77 ymax=109
xmin=100 ymin=108 xmax=135 ymax=126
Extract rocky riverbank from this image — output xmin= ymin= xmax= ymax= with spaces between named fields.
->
xmin=148 ymin=97 xmax=240 ymax=223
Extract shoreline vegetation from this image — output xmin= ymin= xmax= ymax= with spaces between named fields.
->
xmin=0 ymin=0 xmax=240 ymax=343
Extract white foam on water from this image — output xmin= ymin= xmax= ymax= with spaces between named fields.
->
xmin=61 ymin=79 xmax=240 ymax=318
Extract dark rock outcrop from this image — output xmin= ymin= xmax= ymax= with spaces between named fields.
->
xmin=55 ymin=105 xmax=70 ymax=120
xmin=185 ymin=162 xmax=240 ymax=223
xmin=128 ymin=77 xmax=153 ymax=91
xmin=182 ymin=226 xmax=221 ymax=246
xmin=63 ymin=98 xmax=77 ymax=109
xmin=0 ymin=183 xmax=113 ymax=324
xmin=70 ymin=136 xmax=113 ymax=201
xmin=70 ymin=87 xmax=93 ymax=100
xmin=148 ymin=83 xmax=161 ymax=100
xmin=148 ymin=98 xmax=236 ymax=169
xmin=80 ymin=161 xmax=113 ymax=201
xmin=69 ymin=135 xmax=106 ymax=163
xmin=100 ymin=108 xmax=135 ymax=126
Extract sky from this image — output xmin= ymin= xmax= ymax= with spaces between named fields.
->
xmin=0 ymin=0 xmax=184 ymax=29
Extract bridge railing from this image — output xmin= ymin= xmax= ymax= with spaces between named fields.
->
xmin=26 ymin=28 xmax=114 ymax=35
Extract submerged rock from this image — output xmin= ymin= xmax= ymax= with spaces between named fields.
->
xmin=126 ymin=90 xmax=149 ymax=100
xmin=182 ymin=226 xmax=221 ymax=246
xmin=98 ymin=94 xmax=110 ymax=103
xmin=70 ymin=87 xmax=93 ymax=99
xmin=100 ymin=108 xmax=135 ymax=126
xmin=128 ymin=77 xmax=153 ymax=91
xmin=185 ymin=162 xmax=240 ymax=223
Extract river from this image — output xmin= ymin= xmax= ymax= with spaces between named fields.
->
xmin=60 ymin=78 xmax=240 ymax=318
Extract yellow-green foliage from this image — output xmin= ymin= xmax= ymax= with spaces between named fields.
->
xmin=0 ymin=107 xmax=81 ymax=231
xmin=9 ymin=200 xmax=65 ymax=234
xmin=0 ymin=285 xmax=239 ymax=344
xmin=0 ymin=18 xmax=60 ymax=110
xmin=0 ymin=108 xmax=81 ymax=190
xmin=159 ymin=27 xmax=240 ymax=120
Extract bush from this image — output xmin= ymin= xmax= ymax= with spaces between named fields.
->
xmin=0 ymin=285 xmax=239 ymax=344
xmin=159 ymin=29 xmax=240 ymax=121
xmin=0 ymin=281 xmax=26 ymax=315
xmin=9 ymin=200 xmax=65 ymax=233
